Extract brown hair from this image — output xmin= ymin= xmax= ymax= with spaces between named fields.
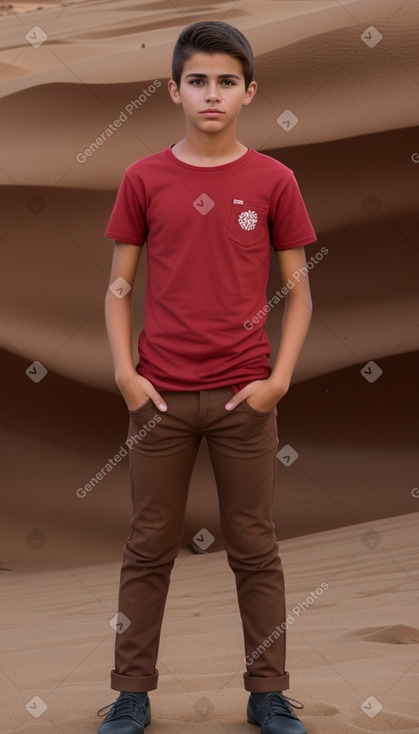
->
xmin=172 ymin=21 xmax=255 ymax=90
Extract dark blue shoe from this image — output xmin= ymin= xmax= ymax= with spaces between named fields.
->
xmin=247 ymin=692 xmax=308 ymax=733
xmin=97 ymin=691 xmax=151 ymax=733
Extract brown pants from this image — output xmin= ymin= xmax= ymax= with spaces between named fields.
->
xmin=111 ymin=387 xmax=290 ymax=693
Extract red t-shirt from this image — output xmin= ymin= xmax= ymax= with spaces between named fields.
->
xmin=105 ymin=145 xmax=316 ymax=392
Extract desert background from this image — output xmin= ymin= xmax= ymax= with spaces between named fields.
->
xmin=1 ymin=0 xmax=418 ymax=732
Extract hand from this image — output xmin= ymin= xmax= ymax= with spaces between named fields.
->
xmin=225 ymin=378 xmax=289 ymax=412
xmin=116 ymin=372 xmax=168 ymax=412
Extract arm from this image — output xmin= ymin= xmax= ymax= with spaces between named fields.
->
xmin=225 ymin=246 xmax=312 ymax=412
xmin=105 ymin=242 xmax=167 ymax=412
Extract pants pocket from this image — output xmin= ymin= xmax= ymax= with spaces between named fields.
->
xmin=241 ymin=399 xmax=275 ymax=418
xmin=128 ymin=397 xmax=153 ymax=416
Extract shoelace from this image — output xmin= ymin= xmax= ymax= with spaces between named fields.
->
xmin=263 ymin=692 xmax=304 ymax=721
xmin=282 ymin=694 xmax=304 ymax=710
xmin=97 ymin=695 xmax=146 ymax=719
xmin=97 ymin=702 xmax=113 ymax=718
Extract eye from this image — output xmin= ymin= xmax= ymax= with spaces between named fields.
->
xmin=221 ymin=79 xmax=235 ymax=86
xmin=189 ymin=79 xmax=204 ymax=86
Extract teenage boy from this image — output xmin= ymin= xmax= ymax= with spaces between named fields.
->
xmin=98 ymin=20 xmax=316 ymax=734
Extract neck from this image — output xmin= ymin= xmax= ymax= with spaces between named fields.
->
xmin=174 ymin=125 xmax=247 ymax=162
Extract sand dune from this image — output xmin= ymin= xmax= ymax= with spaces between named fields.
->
xmin=1 ymin=6 xmax=419 ymax=182
xmin=2 ymin=513 xmax=419 ymax=732
xmin=1 ymin=347 xmax=418 ymax=559
xmin=1 ymin=124 xmax=418 ymax=390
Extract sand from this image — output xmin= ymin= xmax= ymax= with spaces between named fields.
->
xmin=1 ymin=0 xmax=418 ymax=731
xmin=2 ymin=512 xmax=419 ymax=732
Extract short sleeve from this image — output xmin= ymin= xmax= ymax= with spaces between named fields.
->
xmin=105 ymin=171 xmax=147 ymax=245
xmin=270 ymin=174 xmax=316 ymax=251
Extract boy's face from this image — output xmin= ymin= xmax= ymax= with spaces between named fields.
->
xmin=168 ymin=52 xmax=257 ymax=133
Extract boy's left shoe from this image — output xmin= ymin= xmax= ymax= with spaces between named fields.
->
xmin=247 ymin=692 xmax=308 ymax=733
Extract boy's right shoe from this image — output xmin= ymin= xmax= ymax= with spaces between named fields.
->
xmin=247 ymin=692 xmax=307 ymax=733
xmin=97 ymin=691 xmax=151 ymax=733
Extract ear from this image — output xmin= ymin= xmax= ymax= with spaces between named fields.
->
xmin=242 ymin=80 xmax=257 ymax=106
xmin=168 ymin=79 xmax=183 ymax=105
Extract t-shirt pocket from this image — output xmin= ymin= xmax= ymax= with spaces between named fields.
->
xmin=227 ymin=199 xmax=268 ymax=247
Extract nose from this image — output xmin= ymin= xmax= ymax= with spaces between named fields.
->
xmin=205 ymin=82 xmax=221 ymax=102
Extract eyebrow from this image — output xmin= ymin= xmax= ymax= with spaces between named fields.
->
xmin=185 ymin=73 xmax=242 ymax=79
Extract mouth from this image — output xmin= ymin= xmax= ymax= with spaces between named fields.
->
xmin=200 ymin=110 xmax=225 ymax=116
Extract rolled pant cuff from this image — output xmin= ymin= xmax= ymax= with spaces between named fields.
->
xmin=243 ymin=671 xmax=290 ymax=692
xmin=111 ymin=668 xmax=159 ymax=692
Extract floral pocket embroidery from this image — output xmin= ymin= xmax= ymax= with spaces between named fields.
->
xmin=238 ymin=210 xmax=258 ymax=231
xmin=227 ymin=201 xmax=267 ymax=247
